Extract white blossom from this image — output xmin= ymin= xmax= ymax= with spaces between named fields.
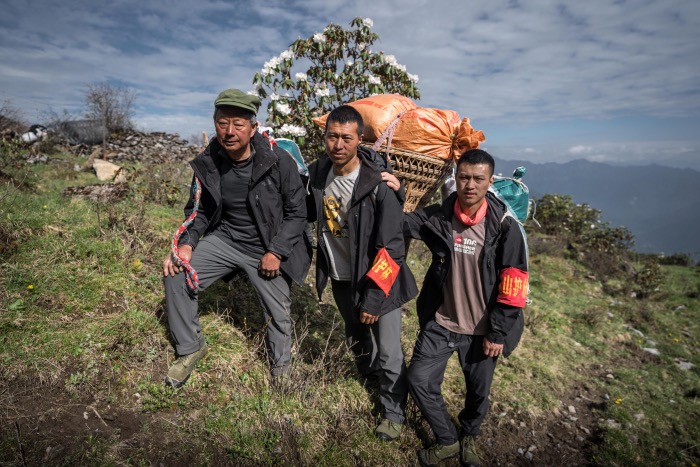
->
xmin=381 ymin=54 xmax=407 ymax=73
xmin=270 ymin=93 xmax=280 ymax=101
xmin=279 ymin=124 xmax=307 ymax=137
xmin=295 ymin=72 xmax=308 ymax=81
xmin=407 ymin=73 xmax=419 ymax=83
xmin=345 ymin=58 xmax=354 ymax=67
xmin=246 ymin=90 xmax=257 ymax=96
xmin=261 ymin=55 xmax=282 ymax=76
xmin=276 ymin=102 xmax=291 ymax=116
xmin=381 ymin=54 xmax=398 ymax=66
xmin=362 ymin=18 xmax=374 ymax=28
xmin=367 ymin=75 xmax=381 ymax=85
xmin=313 ymin=33 xmax=327 ymax=44
xmin=279 ymin=49 xmax=293 ymax=61
xmin=315 ymin=88 xmax=330 ymax=97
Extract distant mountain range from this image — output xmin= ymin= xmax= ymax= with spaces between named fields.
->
xmin=493 ymin=157 xmax=700 ymax=258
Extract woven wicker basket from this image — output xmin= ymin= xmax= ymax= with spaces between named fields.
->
xmin=363 ymin=143 xmax=454 ymax=212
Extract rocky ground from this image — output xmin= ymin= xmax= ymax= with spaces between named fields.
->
xmin=0 ymin=358 xmax=613 ymax=466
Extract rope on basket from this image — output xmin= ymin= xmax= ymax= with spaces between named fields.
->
xmin=371 ymin=111 xmax=408 ymax=158
xmin=172 ymin=177 xmax=202 ymax=292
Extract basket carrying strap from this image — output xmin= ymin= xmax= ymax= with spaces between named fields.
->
xmin=371 ymin=111 xmax=408 ymax=157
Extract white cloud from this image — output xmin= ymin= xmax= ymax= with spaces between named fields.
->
xmin=0 ymin=0 xmax=698 ymax=169
xmin=569 ymin=145 xmax=594 ymax=155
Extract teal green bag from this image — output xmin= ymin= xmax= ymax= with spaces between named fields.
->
xmin=489 ymin=167 xmax=531 ymax=224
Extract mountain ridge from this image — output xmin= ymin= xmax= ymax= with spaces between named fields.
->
xmin=493 ymin=156 xmax=700 ymax=257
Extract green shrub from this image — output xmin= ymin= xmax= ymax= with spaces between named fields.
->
xmin=631 ymin=259 xmax=663 ymax=299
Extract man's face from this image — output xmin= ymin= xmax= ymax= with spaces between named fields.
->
xmin=455 ymin=162 xmax=494 ymax=212
xmin=214 ymin=107 xmax=257 ymax=157
xmin=324 ymin=121 xmax=361 ymax=168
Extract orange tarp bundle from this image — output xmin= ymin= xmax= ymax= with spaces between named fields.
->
xmin=313 ymin=94 xmax=416 ymax=141
xmin=312 ymin=94 xmax=485 ymax=161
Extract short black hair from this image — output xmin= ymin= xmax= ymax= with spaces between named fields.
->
xmin=326 ymin=105 xmax=364 ymax=137
xmin=456 ymin=148 xmax=495 ymax=176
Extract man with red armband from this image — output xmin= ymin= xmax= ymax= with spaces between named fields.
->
xmin=307 ymin=105 xmax=418 ymax=441
xmin=401 ymin=149 xmax=528 ymax=466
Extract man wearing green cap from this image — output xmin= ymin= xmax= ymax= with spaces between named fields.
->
xmin=162 ymin=89 xmax=312 ymax=388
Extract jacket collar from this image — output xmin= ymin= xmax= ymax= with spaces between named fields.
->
xmin=310 ymin=146 xmax=382 ymax=206
xmin=428 ymin=191 xmax=506 ymax=242
xmin=196 ymin=132 xmax=278 ymax=185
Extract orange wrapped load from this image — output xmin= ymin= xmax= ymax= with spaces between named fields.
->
xmin=389 ymin=108 xmax=484 ymax=161
xmin=313 ymin=94 xmax=485 ymax=161
xmin=312 ymin=93 xmax=416 ymax=142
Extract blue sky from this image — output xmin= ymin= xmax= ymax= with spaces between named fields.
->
xmin=1 ymin=0 xmax=699 ymax=169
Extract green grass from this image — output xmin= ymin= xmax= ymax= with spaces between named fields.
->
xmin=1 ymin=150 xmax=698 ymax=465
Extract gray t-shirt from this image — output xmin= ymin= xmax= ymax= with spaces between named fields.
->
xmin=212 ymin=146 xmax=266 ymax=259
xmin=435 ymin=216 xmax=488 ymax=335
xmin=321 ymin=164 xmax=360 ymax=281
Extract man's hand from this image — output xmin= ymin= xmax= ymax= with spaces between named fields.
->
xmin=164 ymin=245 xmax=192 ymax=277
xmin=483 ymin=338 xmax=503 ymax=358
xmin=259 ymin=251 xmax=282 ymax=279
xmin=380 ymin=171 xmax=401 ymax=191
xmin=359 ymin=310 xmax=379 ymax=325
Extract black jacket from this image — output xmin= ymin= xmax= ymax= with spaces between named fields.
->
xmin=179 ymin=132 xmax=312 ymax=284
xmin=307 ymin=146 xmax=418 ymax=316
xmin=405 ymin=191 xmax=527 ymax=356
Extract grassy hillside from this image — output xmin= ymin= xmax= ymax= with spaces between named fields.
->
xmin=1 ymin=151 xmax=698 ymax=466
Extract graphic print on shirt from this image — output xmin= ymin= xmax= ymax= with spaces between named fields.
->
xmin=323 ymin=195 xmax=348 ymax=238
xmin=454 ymin=235 xmax=478 ymax=256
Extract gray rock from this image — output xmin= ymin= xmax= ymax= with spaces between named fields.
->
xmin=606 ymin=419 xmax=621 ymax=429
xmin=675 ymin=359 xmax=694 ymax=370
xmin=93 ymin=159 xmax=126 ymax=182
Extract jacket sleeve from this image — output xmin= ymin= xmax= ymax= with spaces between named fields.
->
xmin=487 ymin=216 xmax=529 ymax=344
xmin=266 ymin=154 xmax=308 ymax=259
xmin=305 ymin=162 xmax=318 ymax=224
xmin=178 ymin=175 xmax=214 ymax=249
xmin=360 ymin=182 xmax=409 ymax=315
xmin=403 ymin=203 xmax=441 ymax=239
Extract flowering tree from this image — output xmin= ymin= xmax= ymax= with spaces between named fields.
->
xmin=252 ymin=17 xmax=420 ymax=158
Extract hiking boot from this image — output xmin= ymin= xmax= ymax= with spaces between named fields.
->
xmin=375 ymin=419 xmax=402 ymax=441
xmin=461 ymin=435 xmax=481 ymax=466
xmin=165 ymin=344 xmax=208 ymax=388
xmin=418 ymin=441 xmax=460 ymax=466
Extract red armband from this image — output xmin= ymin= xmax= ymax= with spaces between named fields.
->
xmin=366 ymin=247 xmax=399 ymax=297
xmin=497 ymin=267 xmax=529 ymax=307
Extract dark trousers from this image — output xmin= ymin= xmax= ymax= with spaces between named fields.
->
xmin=407 ymin=320 xmax=497 ymax=444
xmin=331 ymin=280 xmax=408 ymax=423
xmin=164 ymin=235 xmax=293 ymax=376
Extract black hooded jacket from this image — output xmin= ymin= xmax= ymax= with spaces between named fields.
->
xmin=178 ymin=132 xmax=312 ymax=284
xmin=307 ymin=146 xmax=418 ymax=316
xmin=404 ymin=191 xmax=527 ymax=356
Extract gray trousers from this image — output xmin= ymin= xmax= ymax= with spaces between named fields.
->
xmin=164 ymin=235 xmax=292 ymax=376
xmin=331 ymin=280 xmax=408 ymax=424
xmin=407 ymin=320 xmax=497 ymax=444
